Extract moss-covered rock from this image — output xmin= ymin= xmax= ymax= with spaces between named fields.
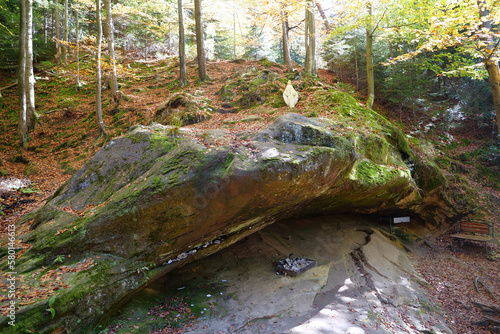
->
xmin=216 ymin=69 xmax=285 ymax=110
xmin=154 ymin=92 xmax=213 ymax=126
xmin=0 ymin=111 xmax=458 ymax=333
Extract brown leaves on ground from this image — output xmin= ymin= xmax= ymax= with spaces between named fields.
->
xmin=106 ymin=296 xmax=197 ymax=334
xmin=413 ymin=218 xmax=500 ymax=334
xmin=0 ymin=258 xmax=95 ymax=316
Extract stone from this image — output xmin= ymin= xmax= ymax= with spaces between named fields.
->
xmin=2 ymin=112 xmax=460 ymax=333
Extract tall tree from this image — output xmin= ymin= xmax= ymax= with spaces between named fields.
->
xmin=54 ymin=0 xmax=61 ymax=64
xmin=104 ymin=0 xmax=118 ymax=96
xmin=365 ymin=3 xmax=375 ymax=108
xmin=25 ymin=0 xmax=35 ymax=130
xmin=18 ymin=0 xmax=27 ymax=146
xmin=254 ymin=0 xmax=302 ymax=70
xmin=194 ymin=0 xmax=207 ymax=81
xmin=329 ymin=0 xmax=392 ymax=108
xmin=281 ymin=9 xmax=294 ymax=73
xmin=95 ymin=0 xmax=107 ymax=137
xmin=18 ymin=0 xmax=36 ymax=147
xmin=63 ymin=0 xmax=68 ymax=66
xmin=315 ymin=1 xmax=330 ymax=33
xmin=177 ymin=0 xmax=187 ymax=86
xmin=75 ymin=0 xmax=81 ymax=88
xmin=304 ymin=0 xmax=316 ymax=75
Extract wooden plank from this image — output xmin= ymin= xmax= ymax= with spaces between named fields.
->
xmin=461 ymin=222 xmax=490 ymax=226
xmin=461 ymin=222 xmax=491 ymax=227
xmin=460 ymin=222 xmax=492 ymax=233
xmin=461 ymin=225 xmax=490 ymax=230
xmin=450 ymin=234 xmax=494 ymax=241
xmin=461 ymin=227 xmax=490 ymax=233
xmin=461 ymin=223 xmax=490 ymax=228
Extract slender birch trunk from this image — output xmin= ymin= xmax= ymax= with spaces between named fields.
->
xmin=18 ymin=0 xmax=28 ymax=147
xmin=18 ymin=0 xmax=36 ymax=146
xmin=26 ymin=0 xmax=36 ymax=131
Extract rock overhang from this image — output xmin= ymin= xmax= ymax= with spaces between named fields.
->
xmin=1 ymin=112 xmax=453 ymax=333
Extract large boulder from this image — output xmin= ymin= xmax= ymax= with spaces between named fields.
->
xmin=1 ymin=112 xmax=456 ymax=333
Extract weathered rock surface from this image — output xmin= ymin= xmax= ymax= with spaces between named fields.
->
xmin=1 ymin=112 xmax=457 ymax=333
xmin=133 ymin=216 xmax=450 ymax=334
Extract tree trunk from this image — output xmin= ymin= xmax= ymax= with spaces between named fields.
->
xmin=43 ymin=7 xmax=48 ymax=45
xmin=55 ymin=0 xmax=61 ymax=64
xmin=315 ymin=1 xmax=330 ymax=33
xmin=63 ymin=0 xmax=68 ymax=66
xmin=486 ymin=63 xmax=500 ymax=134
xmin=18 ymin=0 xmax=36 ymax=147
xmin=177 ymin=0 xmax=187 ymax=87
xmin=96 ymin=0 xmax=107 ymax=137
xmin=25 ymin=0 xmax=36 ymax=131
xmin=304 ymin=0 xmax=316 ymax=75
xmin=477 ymin=0 xmax=500 ymax=133
xmin=282 ymin=10 xmax=293 ymax=73
xmin=104 ymin=0 xmax=118 ymax=96
xmin=76 ymin=2 xmax=80 ymax=88
xmin=18 ymin=0 xmax=28 ymax=147
xmin=194 ymin=0 xmax=207 ymax=82
xmin=233 ymin=6 xmax=236 ymax=58
xmin=365 ymin=3 xmax=375 ymax=109
xmin=354 ymin=45 xmax=359 ymax=90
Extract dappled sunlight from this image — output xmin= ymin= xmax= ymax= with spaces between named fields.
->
xmin=398 ymin=276 xmax=416 ymax=293
xmin=337 ymin=278 xmax=353 ymax=293
xmin=289 ymin=306 xmax=367 ymax=334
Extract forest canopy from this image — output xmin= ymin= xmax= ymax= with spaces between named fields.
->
xmin=0 ymin=0 xmax=499 ymax=145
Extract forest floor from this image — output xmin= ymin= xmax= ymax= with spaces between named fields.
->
xmin=1 ymin=56 xmax=499 ymax=333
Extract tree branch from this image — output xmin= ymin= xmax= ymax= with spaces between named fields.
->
xmin=0 ymin=81 xmax=18 ymax=91
xmin=288 ymin=19 xmax=305 ymax=31
xmin=370 ymin=9 xmax=387 ymax=36
xmin=485 ymin=38 xmax=500 ymax=62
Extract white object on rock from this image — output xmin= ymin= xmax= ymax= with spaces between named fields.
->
xmin=283 ymin=80 xmax=299 ymax=108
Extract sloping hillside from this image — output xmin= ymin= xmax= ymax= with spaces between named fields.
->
xmin=0 ymin=58 xmax=499 ymax=333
